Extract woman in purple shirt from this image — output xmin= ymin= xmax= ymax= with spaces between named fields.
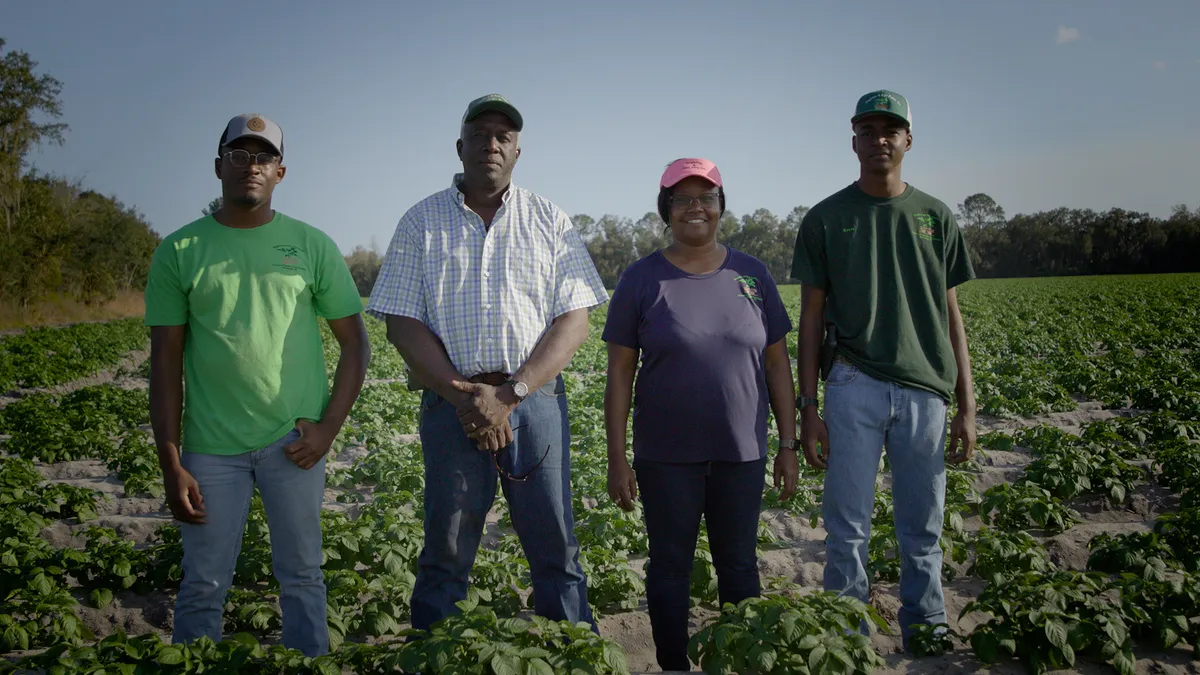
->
xmin=602 ymin=158 xmax=799 ymax=671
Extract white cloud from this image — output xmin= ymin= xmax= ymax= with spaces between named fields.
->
xmin=1153 ymin=60 xmax=1168 ymax=70
xmin=1056 ymin=26 xmax=1081 ymax=45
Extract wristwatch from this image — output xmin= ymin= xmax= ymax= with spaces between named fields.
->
xmin=796 ymin=396 xmax=819 ymax=411
xmin=779 ymin=438 xmax=797 ymax=452
xmin=507 ymin=379 xmax=529 ymax=401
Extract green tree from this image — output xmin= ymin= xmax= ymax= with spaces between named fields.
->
xmin=0 ymin=38 xmax=68 ymax=234
xmin=957 ymin=193 xmax=1006 ymax=230
xmin=202 ymin=196 xmax=223 ymax=216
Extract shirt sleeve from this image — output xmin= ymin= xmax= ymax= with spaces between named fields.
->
xmin=365 ymin=210 xmax=427 ymax=324
xmin=551 ymin=209 xmax=609 ymax=318
xmin=760 ymin=267 xmax=794 ymax=346
xmin=143 ymin=241 xmax=188 ymax=326
xmin=790 ymin=210 xmax=829 ymax=289
xmin=312 ymin=231 xmax=366 ymax=320
xmin=600 ymin=265 xmax=641 ymax=349
xmin=942 ymin=211 xmax=976 ymax=289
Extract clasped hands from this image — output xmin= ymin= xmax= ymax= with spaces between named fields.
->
xmin=450 ymin=380 xmax=520 ymax=451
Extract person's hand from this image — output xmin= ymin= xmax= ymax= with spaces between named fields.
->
xmin=800 ymin=410 xmax=830 ymax=470
xmin=473 ymin=419 xmax=514 ymax=453
xmin=947 ymin=409 xmax=977 ymax=464
xmin=164 ymin=466 xmax=206 ymax=524
xmin=452 ymin=381 xmax=516 ymax=440
xmin=284 ymin=419 xmax=337 ymax=470
xmin=774 ymin=448 xmax=799 ymax=499
xmin=607 ymin=456 xmax=638 ymax=511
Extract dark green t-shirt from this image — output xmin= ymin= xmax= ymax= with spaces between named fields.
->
xmin=790 ymin=182 xmax=975 ymax=400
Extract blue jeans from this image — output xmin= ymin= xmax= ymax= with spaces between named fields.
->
xmin=410 ymin=375 xmax=595 ymax=632
xmin=635 ymin=457 xmax=765 ymax=672
xmin=172 ymin=428 xmax=329 ymax=656
xmin=821 ymin=360 xmax=948 ymax=646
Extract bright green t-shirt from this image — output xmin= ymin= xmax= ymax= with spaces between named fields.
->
xmin=790 ymin=182 xmax=975 ymax=400
xmin=144 ymin=211 xmax=364 ymax=455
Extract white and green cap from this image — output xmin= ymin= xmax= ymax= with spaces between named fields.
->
xmin=851 ymin=90 xmax=911 ymax=127
xmin=462 ymin=94 xmax=523 ymax=131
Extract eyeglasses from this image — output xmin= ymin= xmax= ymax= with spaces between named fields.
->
xmin=670 ymin=193 xmax=720 ymax=209
xmin=222 ymin=149 xmax=280 ymax=167
xmin=492 ymin=424 xmax=551 ymax=482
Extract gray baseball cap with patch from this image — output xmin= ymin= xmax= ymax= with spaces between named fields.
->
xmin=219 ymin=113 xmax=284 ymax=156
xmin=462 ymin=94 xmax=523 ymax=131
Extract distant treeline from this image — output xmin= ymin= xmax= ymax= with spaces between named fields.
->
xmin=343 ymin=194 xmax=1200 ymax=296
xmin=1 ymin=39 xmax=159 ymax=308
xmin=5 ymin=38 xmax=1197 ymax=310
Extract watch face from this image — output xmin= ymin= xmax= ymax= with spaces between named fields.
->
xmin=512 ymin=381 xmax=528 ymax=398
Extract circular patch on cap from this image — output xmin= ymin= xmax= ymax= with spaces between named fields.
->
xmin=247 ymin=117 xmax=266 ymax=132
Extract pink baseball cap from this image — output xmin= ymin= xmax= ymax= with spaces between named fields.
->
xmin=659 ymin=158 xmax=723 ymax=189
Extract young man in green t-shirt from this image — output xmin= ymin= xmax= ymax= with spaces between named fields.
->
xmin=144 ymin=113 xmax=370 ymax=656
xmin=790 ymin=90 xmax=978 ymax=649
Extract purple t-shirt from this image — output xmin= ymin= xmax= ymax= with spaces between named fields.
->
xmin=602 ymin=247 xmax=793 ymax=463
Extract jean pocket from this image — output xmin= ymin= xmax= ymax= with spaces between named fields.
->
xmin=825 ymin=361 xmax=859 ymax=387
xmin=420 ymin=390 xmax=450 ymax=413
xmin=534 ymin=375 xmax=566 ymax=398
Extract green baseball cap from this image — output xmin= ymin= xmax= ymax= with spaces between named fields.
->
xmin=462 ymin=93 xmax=523 ymax=131
xmin=851 ymin=90 xmax=911 ymax=127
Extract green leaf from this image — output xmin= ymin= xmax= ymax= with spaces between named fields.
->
xmin=1045 ymin=619 xmax=1068 ymax=650
xmin=970 ymin=630 xmax=999 ymax=664
xmin=808 ymin=644 xmax=827 ymax=670
xmin=601 ymin=643 xmax=627 ymax=672
xmin=157 ymin=646 xmax=185 ymax=665
xmin=1111 ymin=647 xmax=1136 ymax=675
xmin=491 ymin=654 xmax=520 ymax=675
xmin=1162 ymin=627 xmax=1181 ymax=649
xmin=525 ymin=658 xmax=555 ymax=675
xmin=90 ymin=587 xmax=114 ymax=609
xmin=749 ymin=644 xmax=777 ymax=672
xmin=313 ymin=656 xmax=340 ymax=675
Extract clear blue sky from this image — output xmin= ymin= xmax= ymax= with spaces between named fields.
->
xmin=2 ymin=0 xmax=1196 ymax=253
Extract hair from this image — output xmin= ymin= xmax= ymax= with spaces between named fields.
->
xmin=657 ymin=184 xmax=726 ymax=227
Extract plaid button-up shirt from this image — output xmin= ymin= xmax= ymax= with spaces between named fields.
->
xmin=366 ymin=174 xmax=608 ymax=378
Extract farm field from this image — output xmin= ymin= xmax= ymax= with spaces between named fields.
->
xmin=1 ymin=274 xmax=1200 ymax=674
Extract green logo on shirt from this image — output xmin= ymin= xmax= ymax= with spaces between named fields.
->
xmin=912 ymin=214 xmax=941 ymax=242
xmin=273 ymin=244 xmax=307 ymax=270
xmin=735 ymin=275 xmax=762 ymax=303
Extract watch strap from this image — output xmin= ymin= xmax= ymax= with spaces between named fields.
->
xmin=796 ymin=396 xmax=819 ymax=410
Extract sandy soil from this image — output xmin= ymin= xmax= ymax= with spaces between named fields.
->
xmin=5 ymin=362 xmax=1199 ymax=674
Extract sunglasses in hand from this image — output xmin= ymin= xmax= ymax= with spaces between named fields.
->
xmin=492 ymin=423 xmax=551 ymax=482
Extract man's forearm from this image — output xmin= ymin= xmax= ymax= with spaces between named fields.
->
xmin=798 ymin=311 xmax=823 ymax=401
xmin=149 ymin=330 xmax=185 ymax=474
xmin=386 ymin=316 xmax=466 ymax=404
xmin=320 ymin=325 xmax=371 ymax=432
xmin=948 ymin=315 xmax=975 ymax=411
xmin=512 ymin=308 xmax=589 ymax=392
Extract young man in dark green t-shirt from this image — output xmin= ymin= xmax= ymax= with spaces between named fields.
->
xmin=144 ymin=113 xmax=370 ymax=656
xmin=790 ymin=90 xmax=977 ymax=649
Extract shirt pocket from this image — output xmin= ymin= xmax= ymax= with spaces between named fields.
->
xmin=504 ymin=244 xmax=554 ymax=309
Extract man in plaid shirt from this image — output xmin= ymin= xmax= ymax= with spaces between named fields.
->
xmin=366 ymin=94 xmax=608 ymax=631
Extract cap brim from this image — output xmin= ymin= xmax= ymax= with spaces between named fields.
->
xmin=465 ymin=102 xmax=524 ymax=131
xmin=661 ymin=171 xmax=721 ymax=189
xmin=222 ymin=132 xmax=283 ymax=156
xmin=851 ymin=111 xmax=910 ymax=127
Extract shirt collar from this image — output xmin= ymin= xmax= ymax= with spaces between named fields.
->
xmin=452 ymin=173 xmax=515 ymax=206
